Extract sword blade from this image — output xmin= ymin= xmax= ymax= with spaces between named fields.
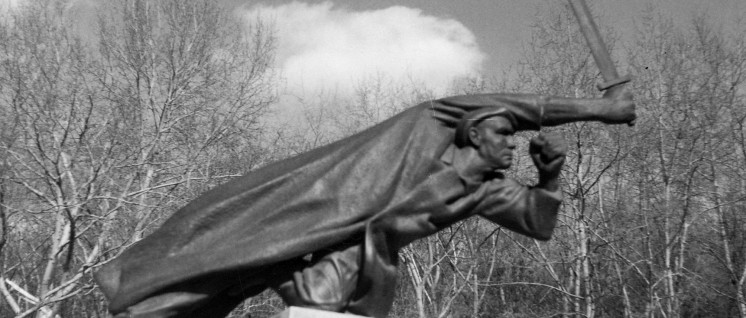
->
xmin=568 ymin=0 xmax=629 ymax=90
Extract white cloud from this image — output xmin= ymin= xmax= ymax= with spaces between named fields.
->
xmin=241 ymin=1 xmax=485 ymax=97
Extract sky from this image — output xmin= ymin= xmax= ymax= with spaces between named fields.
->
xmin=239 ymin=2 xmax=485 ymax=97
xmin=229 ymin=0 xmax=745 ymax=99
xmin=232 ymin=0 xmax=744 ymax=121
xmin=2 ymin=0 xmax=744 ymax=100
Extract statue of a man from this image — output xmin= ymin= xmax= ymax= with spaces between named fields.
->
xmin=94 ymin=92 xmax=635 ymax=318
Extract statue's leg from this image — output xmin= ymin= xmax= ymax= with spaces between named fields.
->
xmin=271 ymin=245 xmax=361 ymax=313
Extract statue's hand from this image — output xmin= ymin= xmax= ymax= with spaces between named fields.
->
xmin=529 ymin=133 xmax=567 ymax=180
xmin=601 ymin=86 xmax=636 ymax=125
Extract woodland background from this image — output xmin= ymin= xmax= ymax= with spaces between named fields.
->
xmin=0 ymin=0 xmax=745 ymax=317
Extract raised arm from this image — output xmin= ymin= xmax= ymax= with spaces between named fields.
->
xmin=536 ymin=91 xmax=635 ymax=126
xmin=434 ymin=91 xmax=635 ymax=130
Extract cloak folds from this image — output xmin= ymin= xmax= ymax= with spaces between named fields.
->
xmin=94 ymin=94 xmax=554 ymax=314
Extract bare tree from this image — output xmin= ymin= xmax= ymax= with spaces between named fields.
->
xmin=689 ymin=16 xmax=746 ymax=317
xmin=0 ymin=0 xmax=277 ymax=316
xmin=507 ymin=3 xmax=629 ymax=317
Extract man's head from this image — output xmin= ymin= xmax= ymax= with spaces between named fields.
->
xmin=455 ymin=108 xmax=517 ymax=170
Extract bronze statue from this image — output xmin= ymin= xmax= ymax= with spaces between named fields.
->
xmin=94 ymin=92 xmax=635 ymax=318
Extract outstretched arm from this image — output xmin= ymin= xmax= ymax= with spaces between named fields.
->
xmin=537 ymin=91 xmax=635 ymax=126
xmin=475 ymin=91 xmax=636 ymax=126
xmin=434 ymin=90 xmax=636 ymax=130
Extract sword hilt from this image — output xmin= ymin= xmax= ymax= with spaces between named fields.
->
xmin=597 ymin=75 xmax=632 ymax=91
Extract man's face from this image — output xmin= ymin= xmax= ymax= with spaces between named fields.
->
xmin=470 ymin=116 xmax=516 ymax=170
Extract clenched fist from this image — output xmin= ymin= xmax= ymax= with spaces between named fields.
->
xmin=601 ymin=86 xmax=636 ymax=126
xmin=529 ymin=133 xmax=567 ymax=180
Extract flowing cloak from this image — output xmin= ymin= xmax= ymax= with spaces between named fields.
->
xmin=94 ymin=94 xmax=563 ymax=314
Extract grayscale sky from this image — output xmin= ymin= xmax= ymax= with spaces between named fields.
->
xmin=229 ymin=0 xmax=745 ymax=96
xmin=329 ymin=0 xmax=745 ymax=78
xmin=3 ymin=0 xmax=743 ymax=98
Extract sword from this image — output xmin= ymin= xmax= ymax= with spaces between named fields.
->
xmin=568 ymin=0 xmax=631 ymax=95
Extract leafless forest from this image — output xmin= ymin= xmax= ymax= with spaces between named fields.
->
xmin=1 ymin=0 xmax=745 ymax=317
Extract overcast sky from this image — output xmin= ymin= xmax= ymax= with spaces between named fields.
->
xmin=2 ymin=0 xmax=744 ymax=99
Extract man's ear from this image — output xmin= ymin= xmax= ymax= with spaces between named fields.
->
xmin=468 ymin=126 xmax=481 ymax=147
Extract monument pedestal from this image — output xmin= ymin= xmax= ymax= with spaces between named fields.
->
xmin=271 ymin=306 xmax=370 ymax=318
